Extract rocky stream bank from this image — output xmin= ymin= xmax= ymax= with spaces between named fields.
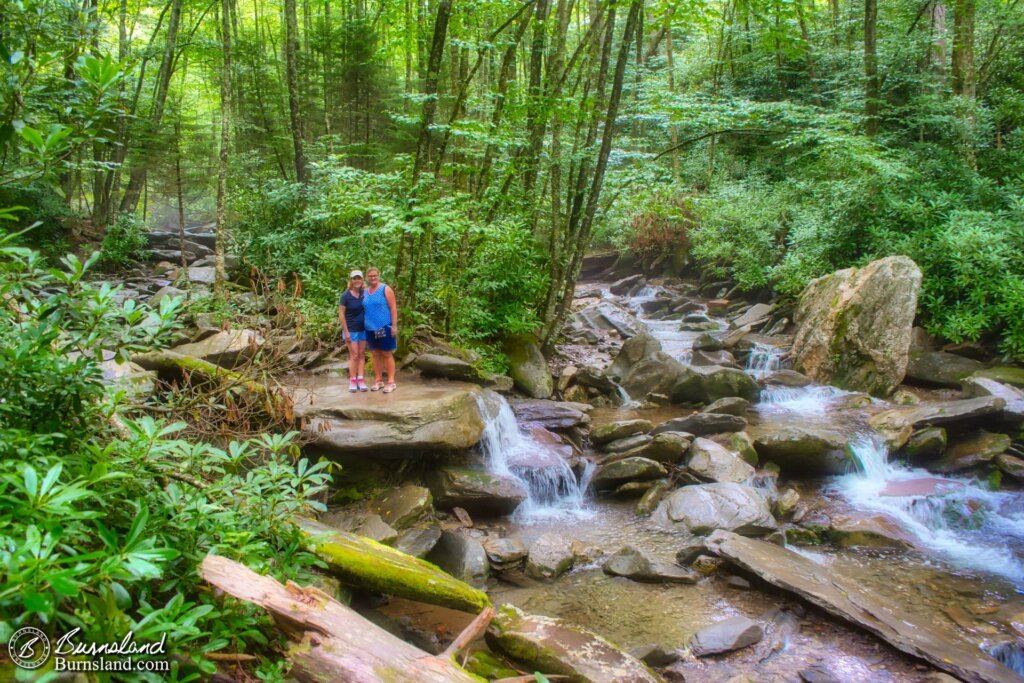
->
xmin=109 ymin=246 xmax=1024 ymax=682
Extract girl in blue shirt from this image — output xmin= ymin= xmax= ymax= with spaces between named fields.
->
xmin=339 ymin=270 xmax=368 ymax=392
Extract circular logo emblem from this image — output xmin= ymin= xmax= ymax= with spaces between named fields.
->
xmin=8 ymin=627 xmax=50 ymax=669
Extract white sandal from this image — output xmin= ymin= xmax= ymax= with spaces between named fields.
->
xmin=383 ymin=383 xmax=397 ymax=393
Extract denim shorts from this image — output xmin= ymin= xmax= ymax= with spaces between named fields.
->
xmin=346 ymin=330 xmax=367 ymax=342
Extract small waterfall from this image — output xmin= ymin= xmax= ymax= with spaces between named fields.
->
xmin=476 ymin=393 xmax=592 ymax=520
xmin=834 ymin=434 xmax=1024 ymax=582
xmin=745 ymin=342 xmax=784 ymax=379
xmin=758 ymin=385 xmax=849 ymax=416
xmin=988 ymin=642 xmax=1024 ymax=676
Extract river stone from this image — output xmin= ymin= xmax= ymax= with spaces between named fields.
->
xmin=687 ymin=438 xmax=755 ymax=483
xmin=676 ymin=541 xmax=707 ymax=566
xmin=603 ymin=546 xmax=699 ymax=584
xmin=652 ymin=412 xmax=746 ymax=437
xmin=573 ymin=300 xmax=647 ymax=339
xmin=995 ymin=454 xmax=1024 ymax=481
xmin=510 ymin=398 xmax=590 ymax=429
xmin=486 ymin=604 xmax=663 ymax=683
xmin=577 ymin=364 xmax=618 ymax=393
xmin=774 ymin=488 xmax=800 ymax=517
xmin=601 ymin=434 xmax=653 ymax=454
xmin=427 ymin=466 xmax=528 ymax=516
xmin=505 ymin=334 xmax=553 ymax=399
xmin=592 ymin=419 xmax=654 ymax=445
xmin=628 ymin=644 xmax=681 ymax=667
xmin=425 ymin=530 xmax=490 ymax=588
xmin=291 ymin=378 xmax=487 ymax=455
xmin=415 ymin=353 xmax=490 ymax=384
xmin=653 ymin=482 xmax=777 ymax=536
xmin=482 ymin=537 xmax=528 ymax=566
xmin=690 ymin=615 xmax=764 ymax=656
xmin=906 ymin=351 xmax=986 ymax=387
xmin=971 ymin=366 xmax=1024 ymax=388
xmin=671 ymin=365 xmax=760 ymax=404
xmin=610 ymin=274 xmax=645 ymax=295
xmin=827 ymin=512 xmax=914 ymax=549
xmin=691 ymin=349 xmax=740 ymax=368
xmin=961 ymin=376 xmax=1024 ymax=421
xmin=149 ymin=284 xmax=185 ymax=307
xmin=732 ymin=303 xmax=775 ymax=329
xmin=727 ymin=431 xmax=758 ymax=466
xmin=931 ymin=430 xmax=1011 ymax=472
xmin=747 ymin=423 xmax=849 ymax=475
xmin=636 ymin=480 xmax=670 ymax=516
xmin=591 ymin=457 xmax=668 ymax=491
xmin=614 ymin=481 xmax=659 ymax=497
xmin=905 ymin=427 xmax=947 ymax=459
xmin=319 ymin=510 xmax=399 ymax=545
xmin=693 ymin=332 xmax=725 ymax=351
xmin=609 ymin=432 xmax=692 ymax=465
xmin=607 ymin=334 xmax=688 ymax=399
xmin=167 ymin=328 xmax=265 ymax=368
xmin=394 ymin=526 xmax=442 ymax=558
xmin=526 ymin=533 xmax=575 ymax=580
xmin=373 ymin=484 xmax=433 ymax=530
xmin=704 ymin=530 xmax=1021 ymax=683
xmin=702 ymin=397 xmax=750 ymax=417
xmin=791 ymin=256 xmax=922 ymax=396
xmin=765 ymin=369 xmax=813 ymax=387
xmin=868 ymin=396 xmax=1006 ymax=449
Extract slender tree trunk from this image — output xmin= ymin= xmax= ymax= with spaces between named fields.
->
xmin=666 ymin=16 xmax=679 ymax=180
xmin=929 ymin=0 xmax=947 ymax=74
xmin=175 ymin=118 xmax=190 ymax=288
xmin=864 ymin=0 xmax=880 ymax=135
xmin=118 ymin=0 xmax=183 ymax=214
xmin=215 ymin=0 xmax=232 ymax=294
xmin=285 ymin=0 xmax=308 ymax=182
xmin=522 ymin=0 xmax=552 ymax=193
xmin=951 ymin=0 xmax=975 ymax=97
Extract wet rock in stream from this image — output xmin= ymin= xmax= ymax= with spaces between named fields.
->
xmin=686 ymin=438 xmax=755 ymax=484
xmin=592 ymin=457 xmax=668 ymax=491
xmin=603 ymin=546 xmax=699 ymax=584
xmin=652 ymin=482 xmax=777 ymax=536
xmin=426 ymin=466 xmax=528 ymax=516
xmin=689 ymin=614 xmax=764 ymax=656
xmin=652 ymin=412 xmax=747 ymax=436
xmin=526 ymin=532 xmax=576 ymax=580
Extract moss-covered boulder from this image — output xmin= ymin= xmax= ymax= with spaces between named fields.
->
xmin=591 ymin=419 xmax=654 ymax=445
xmin=505 ymin=334 xmax=554 ymax=399
xmin=486 ymin=604 xmax=665 ymax=683
xmin=905 ymin=427 xmax=947 ymax=460
xmin=971 ymin=366 xmax=1024 ymax=388
xmin=670 ymin=365 xmax=759 ymax=404
xmin=906 ymin=351 xmax=986 ymax=387
xmin=748 ymin=423 xmax=850 ymax=475
xmin=294 ymin=517 xmax=490 ymax=612
xmin=931 ymin=430 xmax=1011 ymax=473
xmin=427 ymin=466 xmax=528 ymax=516
xmin=591 ymin=457 xmax=668 ymax=491
xmin=791 ymin=256 xmax=922 ymax=396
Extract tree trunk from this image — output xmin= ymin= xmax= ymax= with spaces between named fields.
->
xmin=285 ymin=0 xmax=308 ymax=182
xmin=864 ymin=0 xmax=880 ymax=135
xmin=118 ymin=0 xmax=183 ymax=215
xmin=522 ymin=0 xmax=553 ymax=193
xmin=215 ymin=0 xmax=232 ymax=294
xmin=951 ymin=0 xmax=975 ymax=97
xmin=928 ymin=0 xmax=947 ymax=74
xmin=200 ymin=555 xmax=491 ymax=683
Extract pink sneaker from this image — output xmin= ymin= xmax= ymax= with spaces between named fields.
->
xmin=348 ymin=379 xmax=358 ymax=393
xmin=357 ymin=378 xmax=368 ymax=392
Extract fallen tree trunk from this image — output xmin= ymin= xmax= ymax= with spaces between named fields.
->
xmin=200 ymin=555 xmax=491 ymax=683
xmin=294 ymin=517 xmax=491 ymax=613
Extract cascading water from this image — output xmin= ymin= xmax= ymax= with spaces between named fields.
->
xmin=476 ymin=393 xmax=593 ymax=520
xmin=757 ymin=385 xmax=850 ymax=416
xmin=745 ymin=342 xmax=785 ymax=379
xmin=834 ymin=434 xmax=1024 ymax=583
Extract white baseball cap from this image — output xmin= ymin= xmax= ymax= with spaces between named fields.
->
xmin=349 ymin=270 xmax=364 ymax=279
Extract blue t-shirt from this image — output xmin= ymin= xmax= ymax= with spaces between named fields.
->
xmin=340 ymin=289 xmax=365 ymax=332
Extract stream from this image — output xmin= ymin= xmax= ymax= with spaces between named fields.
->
xmin=479 ymin=279 xmax=1024 ymax=681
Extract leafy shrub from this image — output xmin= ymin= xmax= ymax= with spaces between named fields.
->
xmin=0 ymin=231 xmax=332 ymax=679
xmin=98 ymin=212 xmax=149 ymax=269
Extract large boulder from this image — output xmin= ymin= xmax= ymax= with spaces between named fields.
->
xmin=652 ymin=483 xmax=777 ymax=536
xmin=670 ymin=365 xmax=760 ymax=404
xmin=572 ymin=300 xmax=647 ymax=339
xmin=486 ymin=605 xmax=664 ymax=683
xmin=686 ymin=438 xmax=755 ymax=483
xmin=414 ymin=354 xmax=499 ymax=386
xmin=505 ymin=334 xmax=553 ymax=399
xmin=591 ymin=457 xmax=668 ymax=491
xmin=612 ymin=432 xmax=691 ymax=464
xmin=166 ymin=329 xmax=265 ymax=368
xmin=372 ymin=484 xmax=433 ymax=530
xmin=425 ymin=531 xmax=490 ymax=589
xmin=747 ymin=423 xmax=850 ymax=475
xmin=931 ymin=430 xmax=1011 ymax=472
xmin=591 ymin=419 xmax=654 ymax=445
xmin=791 ymin=256 xmax=922 ymax=396
xmin=651 ymin=413 xmax=746 ymax=437
xmin=510 ymin=398 xmax=590 ymax=430
xmin=427 ymin=466 xmax=528 ymax=516
xmin=607 ymin=334 xmax=687 ymax=399
xmin=290 ymin=376 xmax=487 ymax=455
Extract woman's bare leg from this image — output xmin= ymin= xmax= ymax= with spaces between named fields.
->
xmin=372 ymin=350 xmax=385 ymax=384
xmin=355 ymin=341 xmax=367 ymax=377
xmin=384 ymin=352 xmax=396 ymax=384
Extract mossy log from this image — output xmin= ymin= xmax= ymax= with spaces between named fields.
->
xmin=294 ymin=517 xmax=491 ymax=613
xmin=200 ymin=555 xmax=490 ymax=683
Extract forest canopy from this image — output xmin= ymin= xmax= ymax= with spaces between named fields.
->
xmin=2 ymin=0 xmax=1024 ymax=353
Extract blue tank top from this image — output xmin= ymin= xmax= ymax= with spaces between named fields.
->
xmin=339 ymin=289 xmax=365 ymax=332
xmin=363 ymin=283 xmax=392 ymax=332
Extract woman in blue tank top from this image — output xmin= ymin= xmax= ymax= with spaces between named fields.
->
xmin=338 ymin=270 xmax=368 ymax=392
xmin=363 ymin=267 xmax=399 ymax=393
